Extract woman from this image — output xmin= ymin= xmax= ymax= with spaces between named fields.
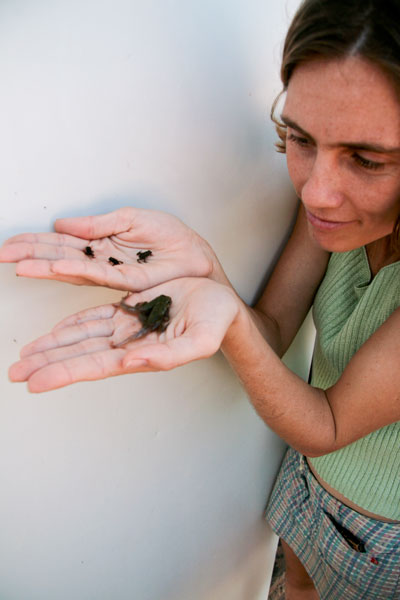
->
xmin=1 ymin=0 xmax=400 ymax=597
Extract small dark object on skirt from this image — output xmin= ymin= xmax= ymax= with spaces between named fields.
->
xmin=325 ymin=512 xmax=366 ymax=553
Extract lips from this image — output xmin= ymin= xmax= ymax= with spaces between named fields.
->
xmin=305 ymin=210 xmax=353 ymax=231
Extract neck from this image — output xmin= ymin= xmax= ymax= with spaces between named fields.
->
xmin=366 ymin=235 xmax=400 ymax=277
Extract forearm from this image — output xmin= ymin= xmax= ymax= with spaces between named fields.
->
xmin=221 ymin=299 xmax=336 ymax=457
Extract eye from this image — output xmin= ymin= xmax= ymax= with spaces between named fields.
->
xmin=287 ymin=133 xmax=311 ymax=148
xmin=352 ymin=153 xmax=384 ymax=171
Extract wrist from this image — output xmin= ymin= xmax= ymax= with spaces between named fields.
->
xmin=221 ymin=295 xmax=254 ymax=351
xmin=190 ymin=229 xmax=232 ymax=286
xmin=204 ymin=243 xmax=231 ymax=286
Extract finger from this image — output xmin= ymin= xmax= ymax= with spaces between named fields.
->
xmin=0 ymin=241 xmax=89 ymax=265
xmin=20 ymin=316 xmax=116 ymax=357
xmin=54 ymin=207 xmax=137 ymax=240
xmin=53 ymin=256 xmax=208 ymax=292
xmin=53 ymin=304 xmax=117 ymax=330
xmin=51 ymin=258 xmax=161 ymax=291
xmin=12 ymin=346 xmax=128 ymax=392
xmin=122 ymin=326 xmax=220 ymax=371
xmin=13 ymin=259 xmax=92 ymax=285
xmin=50 ymin=259 xmax=136 ymax=290
xmin=1 ymin=232 xmax=89 ymax=251
xmin=11 ymin=334 xmax=115 ymax=378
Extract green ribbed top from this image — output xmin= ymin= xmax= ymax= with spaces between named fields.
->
xmin=309 ymin=246 xmax=400 ymax=520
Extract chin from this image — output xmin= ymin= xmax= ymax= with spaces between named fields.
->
xmin=308 ymin=227 xmax=363 ymax=253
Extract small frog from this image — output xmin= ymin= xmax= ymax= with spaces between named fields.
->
xmin=108 ymin=256 xmax=123 ymax=266
xmin=137 ymin=250 xmax=153 ymax=263
xmin=113 ymin=294 xmax=172 ymax=346
xmin=83 ymin=246 xmax=95 ymax=258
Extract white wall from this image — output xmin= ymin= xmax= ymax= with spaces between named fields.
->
xmin=0 ymin=1 xmax=308 ymax=599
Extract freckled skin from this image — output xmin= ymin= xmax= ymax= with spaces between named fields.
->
xmin=114 ymin=294 xmax=172 ymax=346
xmin=284 ymin=58 xmax=400 ymax=256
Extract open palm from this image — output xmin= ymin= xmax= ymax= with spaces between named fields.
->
xmin=0 ymin=207 xmax=226 ymax=291
xmin=9 ymin=278 xmax=239 ymax=392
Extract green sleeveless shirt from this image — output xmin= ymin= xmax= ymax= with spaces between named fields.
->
xmin=308 ymin=246 xmax=400 ymax=520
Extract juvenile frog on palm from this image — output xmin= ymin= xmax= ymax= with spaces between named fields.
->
xmin=113 ymin=294 xmax=172 ymax=347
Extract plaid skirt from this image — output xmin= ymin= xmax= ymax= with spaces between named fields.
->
xmin=265 ymin=447 xmax=400 ymax=599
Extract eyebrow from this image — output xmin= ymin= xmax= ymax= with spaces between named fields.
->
xmin=281 ymin=114 xmax=400 ymax=155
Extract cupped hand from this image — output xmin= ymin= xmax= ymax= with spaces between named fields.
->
xmin=0 ymin=207 xmax=226 ymax=291
xmin=8 ymin=278 xmax=240 ymax=392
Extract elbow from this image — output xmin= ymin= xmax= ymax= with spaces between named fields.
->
xmin=304 ymin=390 xmax=338 ymax=457
xmin=301 ymin=437 xmax=342 ymax=458
xmin=298 ymin=428 xmax=339 ymax=458
xmin=303 ymin=448 xmax=330 ymax=459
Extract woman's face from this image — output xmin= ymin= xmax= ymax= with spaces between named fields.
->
xmin=283 ymin=57 xmax=400 ymax=253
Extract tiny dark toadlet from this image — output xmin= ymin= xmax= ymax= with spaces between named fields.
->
xmin=113 ymin=294 xmax=172 ymax=346
xmin=83 ymin=246 xmax=95 ymax=258
xmin=137 ymin=250 xmax=153 ymax=263
xmin=109 ymin=256 xmax=123 ymax=266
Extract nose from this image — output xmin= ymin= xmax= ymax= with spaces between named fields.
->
xmin=300 ymin=151 xmax=344 ymax=210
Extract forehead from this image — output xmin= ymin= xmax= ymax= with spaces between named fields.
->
xmin=283 ymin=57 xmax=400 ymax=147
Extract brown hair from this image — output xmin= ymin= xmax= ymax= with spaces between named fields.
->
xmin=272 ymin=0 xmax=400 ymax=248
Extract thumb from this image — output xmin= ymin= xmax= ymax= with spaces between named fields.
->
xmin=122 ymin=332 xmax=220 ymax=372
xmin=54 ymin=208 xmax=135 ymax=239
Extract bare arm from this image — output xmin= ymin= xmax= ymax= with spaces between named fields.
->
xmin=249 ymin=204 xmax=330 ymax=355
xmin=8 ymin=205 xmax=399 ymax=458
xmin=222 ymin=298 xmax=400 ymax=456
xmin=220 ymin=206 xmax=400 ymax=456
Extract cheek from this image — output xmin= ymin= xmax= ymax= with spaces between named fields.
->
xmin=359 ymin=190 xmax=400 ymax=236
xmin=286 ymin=146 xmax=307 ymax=196
xmin=381 ymin=196 xmax=400 ymax=227
xmin=366 ymin=182 xmax=400 ymax=220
